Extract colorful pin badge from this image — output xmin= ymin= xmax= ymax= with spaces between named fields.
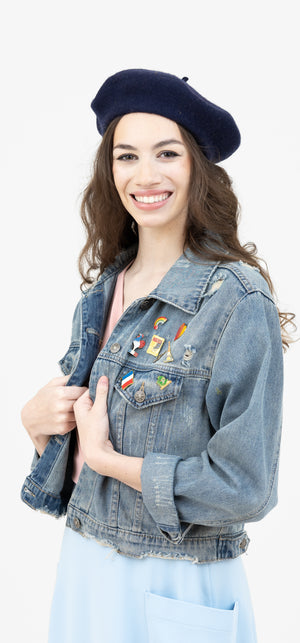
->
xmin=146 ymin=334 xmax=165 ymax=357
xmin=174 ymin=323 xmax=187 ymax=341
xmin=121 ymin=371 xmax=134 ymax=390
xmin=128 ymin=333 xmax=146 ymax=357
xmin=156 ymin=375 xmax=171 ymax=390
xmin=163 ymin=341 xmax=174 ymax=363
xmin=134 ymin=382 xmax=146 ymax=403
xmin=153 ymin=316 xmax=167 ymax=330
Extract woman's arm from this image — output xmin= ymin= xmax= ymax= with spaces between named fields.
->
xmin=21 ymin=375 xmax=87 ymax=456
xmin=74 ymin=376 xmax=143 ymax=492
xmin=141 ymin=292 xmax=284 ymax=535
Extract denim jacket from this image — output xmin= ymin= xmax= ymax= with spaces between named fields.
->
xmin=21 ymin=247 xmax=283 ymax=563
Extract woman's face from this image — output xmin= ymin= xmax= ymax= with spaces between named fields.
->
xmin=112 ymin=113 xmax=191 ymax=234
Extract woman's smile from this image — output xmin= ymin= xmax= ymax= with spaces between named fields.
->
xmin=130 ymin=190 xmax=173 ymax=208
xmin=112 ymin=113 xmax=191 ymax=232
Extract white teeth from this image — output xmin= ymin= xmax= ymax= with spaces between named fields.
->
xmin=134 ymin=192 xmax=170 ymax=204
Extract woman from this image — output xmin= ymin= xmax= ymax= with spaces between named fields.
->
xmin=21 ymin=69 xmax=289 ymax=642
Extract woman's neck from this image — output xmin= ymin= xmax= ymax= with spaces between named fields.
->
xmin=131 ymin=226 xmax=185 ymax=277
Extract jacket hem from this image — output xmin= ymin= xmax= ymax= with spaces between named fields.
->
xmin=66 ymin=506 xmax=250 ymax=564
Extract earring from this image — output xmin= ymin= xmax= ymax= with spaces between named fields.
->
xmin=131 ymin=220 xmax=137 ymax=235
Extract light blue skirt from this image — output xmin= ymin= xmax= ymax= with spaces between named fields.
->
xmin=49 ymin=527 xmax=257 ymax=643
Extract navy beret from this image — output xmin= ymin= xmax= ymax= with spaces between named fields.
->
xmin=91 ymin=69 xmax=241 ymax=163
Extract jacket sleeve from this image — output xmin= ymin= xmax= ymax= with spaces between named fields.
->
xmin=141 ymin=291 xmax=283 ymax=540
xmin=20 ymin=297 xmax=83 ymax=516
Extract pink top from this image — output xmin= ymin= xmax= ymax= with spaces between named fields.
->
xmin=72 ymin=265 xmax=128 ymax=483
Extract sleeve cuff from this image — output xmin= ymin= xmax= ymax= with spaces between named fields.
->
xmin=141 ymin=452 xmax=182 ymax=541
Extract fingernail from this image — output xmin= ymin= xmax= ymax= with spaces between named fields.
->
xmin=99 ymin=376 xmax=108 ymax=389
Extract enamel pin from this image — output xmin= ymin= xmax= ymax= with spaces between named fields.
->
xmin=153 ymin=316 xmax=167 ymax=330
xmin=121 ymin=371 xmax=134 ymax=390
xmin=134 ymin=382 xmax=146 ymax=403
xmin=146 ymin=334 xmax=165 ymax=357
xmin=156 ymin=375 xmax=171 ymax=390
xmin=174 ymin=323 xmax=187 ymax=341
xmin=163 ymin=341 xmax=174 ymax=363
xmin=128 ymin=333 xmax=146 ymax=357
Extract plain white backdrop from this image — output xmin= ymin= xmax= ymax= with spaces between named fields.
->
xmin=1 ymin=1 xmax=299 ymax=641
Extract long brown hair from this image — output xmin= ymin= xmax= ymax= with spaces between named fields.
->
xmin=79 ymin=116 xmax=295 ymax=350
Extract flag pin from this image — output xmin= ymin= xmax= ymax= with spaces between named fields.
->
xmin=121 ymin=371 xmax=134 ymax=390
xmin=156 ymin=375 xmax=171 ymax=390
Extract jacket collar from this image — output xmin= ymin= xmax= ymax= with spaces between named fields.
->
xmin=151 ymin=249 xmax=219 ymax=313
xmin=91 ymin=246 xmax=219 ymax=315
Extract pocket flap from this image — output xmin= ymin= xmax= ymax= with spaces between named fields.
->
xmin=114 ymin=368 xmax=182 ymax=409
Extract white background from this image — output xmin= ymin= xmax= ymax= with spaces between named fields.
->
xmin=1 ymin=1 xmax=299 ymax=641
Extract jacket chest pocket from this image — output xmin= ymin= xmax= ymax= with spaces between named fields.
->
xmin=113 ymin=367 xmax=183 ymax=456
xmin=114 ymin=366 xmax=183 ymax=409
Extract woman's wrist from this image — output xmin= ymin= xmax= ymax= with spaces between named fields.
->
xmin=87 ymin=449 xmax=143 ymax=492
xmin=21 ymin=401 xmax=47 ymax=454
xmin=32 ymin=434 xmax=50 ymax=457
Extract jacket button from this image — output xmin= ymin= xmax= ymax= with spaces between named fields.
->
xmin=239 ymin=537 xmax=247 ymax=549
xmin=110 ymin=342 xmax=121 ymax=353
xmin=140 ymin=298 xmax=154 ymax=310
xmin=73 ymin=517 xmax=81 ymax=530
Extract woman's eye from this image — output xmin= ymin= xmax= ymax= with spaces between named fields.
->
xmin=116 ymin=153 xmax=137 ymax=161
xmin=159 ymin=151 xmax=179 ymax=159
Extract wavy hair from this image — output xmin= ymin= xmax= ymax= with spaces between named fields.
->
xmin=79 ymin=116 xmax=295 ymax=350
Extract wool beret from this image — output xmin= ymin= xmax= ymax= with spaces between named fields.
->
xmin=91 ymin=69 xmax=240 ymax=163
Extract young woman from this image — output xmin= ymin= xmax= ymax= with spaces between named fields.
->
xmin=21 ymin=69 xmax=290 ymax=643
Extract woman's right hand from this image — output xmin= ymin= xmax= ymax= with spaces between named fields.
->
xmin=21 ymin=375 xmax=88 ymax=456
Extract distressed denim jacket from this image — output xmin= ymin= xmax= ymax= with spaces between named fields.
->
xmin=21 ymin=247 xmax=283 ymax=563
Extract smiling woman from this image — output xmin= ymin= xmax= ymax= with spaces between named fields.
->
xmin=20 ymin=68 xmax=292 ymax=643
xmin=112 ymin=113 xmax=191 ymax=235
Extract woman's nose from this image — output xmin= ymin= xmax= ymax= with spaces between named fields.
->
xmin=135 ymin=158 xmax=161 ymax=186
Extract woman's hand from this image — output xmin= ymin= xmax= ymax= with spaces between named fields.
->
xmin=21 ymin=375 xmax=87 ymax=456
xmin=74 ymin=376 xmax=115 ymax=472
xmin=74 ymin=376 xmax=143 ymax=492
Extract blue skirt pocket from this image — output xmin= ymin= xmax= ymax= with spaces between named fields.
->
xmin=145 ymin=591 xmax=238 ymax=643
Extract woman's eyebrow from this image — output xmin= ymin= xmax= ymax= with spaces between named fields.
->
xmin=113 ymin=139 xmax=184 ymax=151
xmin=153 ymin=139 xmax=184 ymax=149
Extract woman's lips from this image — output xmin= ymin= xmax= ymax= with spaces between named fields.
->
xmin=130 ymin=191 xmax=172 ymax=210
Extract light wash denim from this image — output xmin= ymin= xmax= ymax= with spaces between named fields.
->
xmin=21 ymin=247 xmax=283 ymax=563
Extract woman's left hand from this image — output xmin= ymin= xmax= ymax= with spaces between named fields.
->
xmin=74 ymin=375 xmax=143 ymax=491
xmin=74 ymin=376 xmax=115 ymax=474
